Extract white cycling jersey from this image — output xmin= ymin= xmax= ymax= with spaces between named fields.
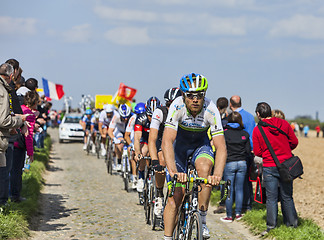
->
xmin=150 ymin=108 xmax=164 ymax=130
xmin=165 ymin=96 xmax=224 ymax=139
xmin=109 ymin=112 xmax=127 ymax=134
xmin=99 ymin=110 xmax=117 ymax=127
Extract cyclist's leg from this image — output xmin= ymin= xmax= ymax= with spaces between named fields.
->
xmin=193 ymin=144 xmax=214 ymax=237
xmin=101 ymin=127 xmax=108 ymax=156
xmin=83 ymin=129 xmax=89 ymax=150
xmin=193 ymin=145 xmax=214 ymax=211
xmin=137 ymin=142 xmax=148 ymax=192
xmin=163 ymin=145 xmax=187 ymax=237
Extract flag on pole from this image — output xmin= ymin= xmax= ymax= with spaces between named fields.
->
xmin=117 ymin=83 xmax=137 ymax=101
xmin=42 ymin=78 xmax=65 ymax=100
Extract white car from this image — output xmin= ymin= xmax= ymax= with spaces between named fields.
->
xmin=59 ymin=113 xmax=84 ymax=143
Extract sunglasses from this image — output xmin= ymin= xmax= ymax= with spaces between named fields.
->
xmin=184 ymin=92 xmax=205 ymax=100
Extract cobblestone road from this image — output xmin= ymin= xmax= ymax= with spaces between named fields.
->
xmin=30 ymin=129 xmax=259 ymax=240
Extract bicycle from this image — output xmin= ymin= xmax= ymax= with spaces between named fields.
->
xmin=105 ymin=136 xmax=114 ymax=175
xmin=169 ymin=172 xmax=231 ymax=240
xmin=121 ymin=143 xmax=132 ymax=192
xmin=85 ymin=130 xmax=92 ymax=155
xmin=94 ymin=133 xmax=101 ymax=159
xmin=141 ymin=156 xmax=155 ymax=225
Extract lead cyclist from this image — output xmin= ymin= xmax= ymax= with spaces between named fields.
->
xmin=162 ymin=73 xmax=227 ymax=239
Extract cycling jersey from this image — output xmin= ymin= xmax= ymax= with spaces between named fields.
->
xmin=125 ymin=114 xmax=137 ymax=143
xmin=90 ymin=116 xmax=99 ymax=131
xmin=134 ymin=112 xmax=151 ymax=143
xmin=165 ymin=96 xmax=224 ymax=183
xmin=99 ymin=110 xmax=116 ymax=127
xmin=81 ymin=115 xmax=92 ymax=130
xmin=150 ymin=106 xmax=168 ymax=151
xmin=109 ymin=112 xmax=131 ymax=142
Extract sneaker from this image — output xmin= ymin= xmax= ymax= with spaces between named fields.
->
xmin=202 ymin=224 xmax=210 ymax=239
xmin=261 ymin=229 xmax=270 ymax=236
xmin=112 ymin=164 xmax=117 ymax=171
xmin=91 ymin=144 xmax=96 ymax=154
xmin=235 ymin=214 xmax=244 ymax=221
xmin=154 ymin=197 xmax=164 ymax=217
xmin=101 ymin=147 xmax=106 ymax=156
xmin=116 ymin=164 xmax=122 ymax=172
xmin=220 ymin=216 xmax=233 ymax=223
xmin=213 ymin=205 xmax=226 ymax=214
xmin=132 ymin=179 xmax=138 ymax=190
xmin=137 ymin=179 xmax=144 ymax=193
xmin=83 ymin=144 xmax=87 ymax=150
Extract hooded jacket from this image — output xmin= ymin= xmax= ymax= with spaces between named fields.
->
xmin=224 ymin=123 xmax=252 ymax=163
xmin=252 ymin=117 xmax=298 ymax=167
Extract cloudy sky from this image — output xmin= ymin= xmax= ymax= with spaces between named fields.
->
xmin=1 ymin=0 xmax=324 ymax=121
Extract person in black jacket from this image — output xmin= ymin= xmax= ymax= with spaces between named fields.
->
xmin=220 ymin=112 xmax=252 ymax=222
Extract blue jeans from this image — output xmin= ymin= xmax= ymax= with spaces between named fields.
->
xmin=223 ymin=160 xmax=247 ymax=217
xmin=263 ymin=167 xmax=298 ymax=229
xmin=10 ymin=147 xmax=26 ymax=199
xmin=0 ymin=144 xmax=14 ymax=205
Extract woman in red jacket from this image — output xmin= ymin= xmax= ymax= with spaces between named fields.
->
xmin=252 ymin=102 xmax=298 ymax=235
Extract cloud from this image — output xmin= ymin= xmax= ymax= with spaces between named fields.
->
xmin=104 ymin=27 xmax=151 ymax=45
xmin=94 ymin=6 xmax=158 ymax=22
xmin=269 ymin=15 xmax=324 ymax=40
xmin=63 ymin=24 xmax=92 ymax=43
xmin=0 ymin=16 xmax=37 ymax=35
xmin=208 ymin=17 xmax=247 ymax=36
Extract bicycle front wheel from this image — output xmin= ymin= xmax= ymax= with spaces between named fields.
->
xmin=187 ymin=211 xmax=203 ymax=240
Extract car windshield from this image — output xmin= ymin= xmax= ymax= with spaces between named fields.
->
xmin=64 ymin=117 xmax=80 ymax=124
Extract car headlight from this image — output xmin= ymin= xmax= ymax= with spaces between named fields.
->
xmin=60 ymin=127 xmax=67 ymax=131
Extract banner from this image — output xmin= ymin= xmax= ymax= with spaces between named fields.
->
xmin=42 ymin=78 xmax=64 ymax=100
xmin=117 ymin=83 xmax=137 ymax=101
xmin=95 ymin=95 xmax=113 ymax=109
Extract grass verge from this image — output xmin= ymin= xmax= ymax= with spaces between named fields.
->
xmin=210 ymin=189 xmax=324 ymax=240
xmin=0 ymin=135 xmax=51 ymax=239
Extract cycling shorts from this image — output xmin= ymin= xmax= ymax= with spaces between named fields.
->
xmin=165 ymin=143 xmax=214 ymax=184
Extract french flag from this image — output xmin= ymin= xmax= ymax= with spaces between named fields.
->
xmin=42 ymin=78 xmax=65 ymax=100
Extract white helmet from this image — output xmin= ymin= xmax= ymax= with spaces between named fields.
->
xmin=103 ymin=104 xmax=114 ymax=113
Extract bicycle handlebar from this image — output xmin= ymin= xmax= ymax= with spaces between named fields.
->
xmin=168 ymin=175 xmax=231 ymax=200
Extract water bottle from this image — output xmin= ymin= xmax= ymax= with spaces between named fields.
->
xmin=24 ymin=154 xmax=31 ymax=172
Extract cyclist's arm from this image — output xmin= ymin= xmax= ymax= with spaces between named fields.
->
xmin=124 ymin=131 xmax=132 ymax=146
xmin=148 ymin=128 xmax=159 ymax=161
xmin=108 ymin=127 xmax=114 ymax=140
xmin=212 ymin=135 xmax=227 ymax=179
xmin=161 ymin=127 xmax=177 ymax=177
xmin=134 ymin=130 xmax=142 ymax=157
xmin=98 ymin=122 xmax=103 ymax=135
xmin=81 ymin=121 xmax=86 ymax=131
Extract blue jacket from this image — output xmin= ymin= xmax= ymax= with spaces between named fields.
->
xmin=235 ymin=108 xmax=255 ymax=149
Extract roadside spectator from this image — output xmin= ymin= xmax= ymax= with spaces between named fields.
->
xmin=11 ymin=91 xmax=39 ymax=202
xmin=322 ymin=125 xmax=324 ymax=138
xmin=220 ymin=112 xmax=252 ymax=223
xmin=294 ymin=122 xmax=299 ymax=137
xmin=213 ymin=97 xmax=229 ymax=214
xmin=230 ymin=95 xmax=255 ymax=212
xmin=272 ymin=109 xmax=285 ymax=119
xmin=0 ymin=63 xmax=25 ymax=206
xmin=299 ymin=124 xmax=304 ymax=137
xmin=253 ymin=102 xmax=298 ymax=236
xmin=303 ymin=125 xmax=309 ymax=137
xmin=315 ymin=125 xmax=320 ymax=138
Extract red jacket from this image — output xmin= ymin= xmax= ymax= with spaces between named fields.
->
xmin=252 ymin=117 xmax=298 ymax=167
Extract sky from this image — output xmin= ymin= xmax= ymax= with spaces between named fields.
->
xmin=1 ymin=0 xmax=324 ymax=121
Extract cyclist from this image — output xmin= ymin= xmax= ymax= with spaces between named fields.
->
xmin=162 ymin=73 xmax=227 ymax=240
xmin=81 ymin=109 xmax=92 ymax=150
xmin=90 ymin=111 xmax=100 ymax=154
xmin=108 ymin=104 xmax=133 ymax=171
xmin=125 ymin=102 xmax=146 ymax=189
xmin=134 ymin=97 xmax=161 ymax=193
xmin=148 ymin=87 xmax=181 ymax=218
xmin=98 ymin=104 xmax=115 ymax=156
